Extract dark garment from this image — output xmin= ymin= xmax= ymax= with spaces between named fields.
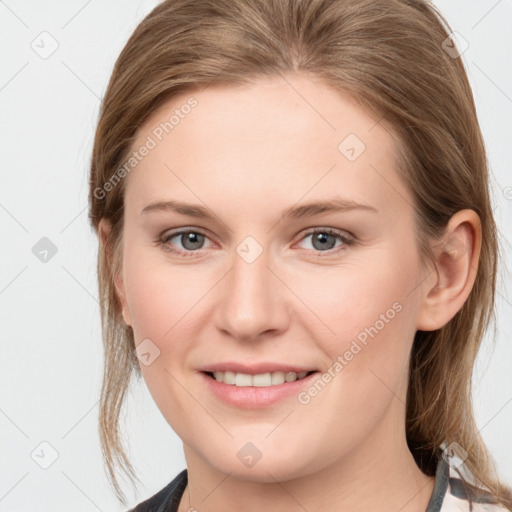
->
xmin=128 ymin=468 xmax=187 ymax=512
xmin=128 ymin=456 xmax=509 ymax=511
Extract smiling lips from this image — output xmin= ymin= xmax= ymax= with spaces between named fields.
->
xmin=201 ymin=362 xmax=318 ymax=388
xmin=200 ymin=363 xmax=319 ymax=408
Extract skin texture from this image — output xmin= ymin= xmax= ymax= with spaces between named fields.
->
xmin=99 ymin=73 xmax=481 ymax=512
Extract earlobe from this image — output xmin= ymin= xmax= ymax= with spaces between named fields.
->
xmin=416 ymin=209 xmax=481 ymax=332
xmin=98 ymin=218 xmax=133 ymax=327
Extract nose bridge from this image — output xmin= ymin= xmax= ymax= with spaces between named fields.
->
xmin=215 ymin=234 xmax=288 ymax=340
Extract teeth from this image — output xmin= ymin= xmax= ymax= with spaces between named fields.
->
xmin=235 ymin=373 xmax=252 ymax=386
xmin=212 ymin=370 xmax=309 ymax=386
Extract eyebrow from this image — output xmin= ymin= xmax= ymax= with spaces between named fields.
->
xmin=141 ymin=197 xmax=378 ymax=219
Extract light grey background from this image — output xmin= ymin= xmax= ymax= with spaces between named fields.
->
xmin=0 ymin=1 xmax=511 ymax=510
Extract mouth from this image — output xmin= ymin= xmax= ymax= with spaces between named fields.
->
xmin=203 ymin=370 xmax=317 ymax=387
xmin=200 ymin=367 xmax=321 ymax=408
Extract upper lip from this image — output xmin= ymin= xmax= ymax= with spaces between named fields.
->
xmin=201 ymin=362 xmax=317 ymax=375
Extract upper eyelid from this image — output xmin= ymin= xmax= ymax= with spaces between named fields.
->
xmin=162 ymin=228 xmax=215 ymax=245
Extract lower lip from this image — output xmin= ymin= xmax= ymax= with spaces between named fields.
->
xmin=200 ymin=371 xmax=319 ymax=409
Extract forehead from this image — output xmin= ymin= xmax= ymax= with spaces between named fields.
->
xmin=125 ymin=74 xmax=409 ymax=220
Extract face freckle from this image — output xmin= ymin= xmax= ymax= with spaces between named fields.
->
xmin=117 ymin=72 xmax=427 ymax=483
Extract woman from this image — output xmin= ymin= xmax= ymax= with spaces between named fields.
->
xmin=88 ymin=0 xmax=512 ymax=510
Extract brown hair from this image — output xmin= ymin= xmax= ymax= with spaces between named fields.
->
xmin=88 ymin=0 xmax=512 ymax=507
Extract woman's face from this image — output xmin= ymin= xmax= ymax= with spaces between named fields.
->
xmin=112 ymin=74 xmax=432 ymax=481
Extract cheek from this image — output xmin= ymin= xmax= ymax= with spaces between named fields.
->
xmin=121 ymin=249 xmax=207 ymax=428
xmin=123 ymin=245 xmax=206 ymax=340
xmin=288 ymin=244 xmax=421 ymax=406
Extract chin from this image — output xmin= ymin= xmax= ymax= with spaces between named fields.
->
xmin=200 ymin=443 xmax=314 ymax=484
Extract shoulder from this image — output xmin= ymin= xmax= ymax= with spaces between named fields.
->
xmin=440 ymin=461 xmax=510 ymax=512
xmin=427 ymin=456 xmax=511 ymax=512
xmin=442 ymin=476 xmax=511 ymax=512
xmin=127 ymin=469 xmax=188 ymax=512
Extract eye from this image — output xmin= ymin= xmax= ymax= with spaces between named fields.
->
xmin=157 ymin=227 xmax=354 ymax=257
xmin=296 ymin=228 xmax=353 ymax=256
xmin=158 ymin=228 xmax=213 ymax=257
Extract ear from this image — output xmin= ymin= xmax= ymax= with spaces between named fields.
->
xmin=416 ymin=209 xmax=482 ymax=331
xmin=98 ymin=218 xmax=132 ymax=327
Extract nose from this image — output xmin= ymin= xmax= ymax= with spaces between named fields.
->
xmin=214 ymin=240 xmax=291 ymax=342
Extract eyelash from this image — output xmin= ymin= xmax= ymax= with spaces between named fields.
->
xmin=156 ymin=227 xmax=354 ymax=258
